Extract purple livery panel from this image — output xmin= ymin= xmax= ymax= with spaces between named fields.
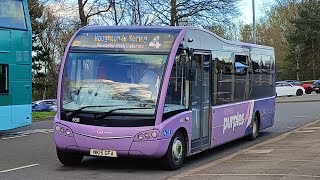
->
xmin=211 ymin=97 xmax=275 ymax=147
xmin=54 ymin=111 xmax=192 ymax=158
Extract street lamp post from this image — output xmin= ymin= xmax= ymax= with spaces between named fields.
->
xmin=252 ymin=0 xmax=256 ymax=44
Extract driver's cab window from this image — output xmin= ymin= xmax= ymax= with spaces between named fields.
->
xmin=164 ymin=52 xmax=187 ymax=115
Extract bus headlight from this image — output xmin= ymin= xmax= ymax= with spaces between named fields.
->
xmin=54 ymin=123 xmax=73 ymax=136
xmin=134 ymin=130 xmax=159 ymax=141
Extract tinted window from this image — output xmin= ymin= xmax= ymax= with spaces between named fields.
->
xmin=0 ymin=0 xmax=26 ymax=29
xmin=234 ymin=55 xmax=249 ymax=102
xmin=250 ymin=54 xmax=275 ymax=98
xmin=214 ymin=52 xmax=233 ymax=105
xmin=0 ymin=64 xmax=8 ymax=93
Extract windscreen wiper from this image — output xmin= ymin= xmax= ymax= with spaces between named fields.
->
xmin=94 ymin=107 xmax=154 ymax=120
xmin=65 ymin=105 xmax=118 ymax=117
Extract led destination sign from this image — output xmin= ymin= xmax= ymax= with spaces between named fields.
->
xmin=71 ymin=32 xmax=178 ymax=52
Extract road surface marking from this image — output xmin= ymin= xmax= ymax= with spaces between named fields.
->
xmin=293 ymin=116 xmax=310 ymax=118
xmin=0 ymin=164 xmax=39 ymax=173
xmin=188 ymin=173 xmax=320 ymax=178
xmin=189 ymin=173 xmax=286 ymax=177
xmin=1 ymin=134 xmax=28 ymax=140
xmin=1 ymin=129 xmax=54 ymax=140
xmin=304 ymin=127 xmax=320 ymax=130
xmin=244 ymin=149 xmax=274 ymax=154
xmin=293 ymin=130 xmax=316 ymax=133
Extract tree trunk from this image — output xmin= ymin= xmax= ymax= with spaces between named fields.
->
xmin=78 ymin=0 xmax=87 ymax=26
xmin=312 ymin=41 xmax=315 ymax=79
xmin=170 ymin=0 xmax=177 ymax=26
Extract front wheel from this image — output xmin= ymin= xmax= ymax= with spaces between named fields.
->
xmin=161 ymin=131 xmax=186 ymax=170
xmin=248 ymin=115 xmax=259 ymax=141
xmin=296 ymin=89 xmax=303 ymax=96
xmin=56 ymin=148 xmax=83 ymax=166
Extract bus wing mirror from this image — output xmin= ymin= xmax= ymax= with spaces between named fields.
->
xmin=186 ymin=61 xmax=196 ymax=81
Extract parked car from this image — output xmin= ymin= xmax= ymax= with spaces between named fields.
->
xmin=32 ymin=99 xmax=57 ymax=112
xmin=276 ymin=81 xmax=304 ymax=97
xmin=312 ymin=80 xmax=320 ymax=94
xmin=284 ymin=80 xmax=313 ymax=94
xmin=32 ymin=102 xmax=53 ymax=112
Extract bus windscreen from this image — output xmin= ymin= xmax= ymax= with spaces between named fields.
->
xmin=62 ymin=53 xmax=168 ymax=116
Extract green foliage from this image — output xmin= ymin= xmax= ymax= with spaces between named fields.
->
xmin=32 ymin=111 xmax=56 ymax=121
xmin=287 ymin=0 xmax=320 ymax=80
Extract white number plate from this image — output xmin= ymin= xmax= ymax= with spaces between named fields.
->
xmin=90 ymin=149 xmax=117 ymax=157
xmin=314 ymin=88 xmax=319 ymax=90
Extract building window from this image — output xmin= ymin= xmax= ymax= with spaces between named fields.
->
xmin=0 ymin=64 xmax=8 ymax=93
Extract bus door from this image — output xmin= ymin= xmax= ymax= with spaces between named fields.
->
xmin=190 ymin=52 xmax=211 ymax=153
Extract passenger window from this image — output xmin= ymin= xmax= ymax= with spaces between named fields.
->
xmin=164 ymin=53 xmax=187 ymax=115
xmin=0 ymin=64 xmax=8 ymax=94
xmin=214 ymin=52 xmax=233 ymax=105
xmin=234 ymin=55 xmax=249 ymax=101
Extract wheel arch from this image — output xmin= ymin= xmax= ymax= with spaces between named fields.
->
xmin=175 ymin=127 xmax=189 ymax=155
xmin=254 ymin=110 xmax=261 ymax=130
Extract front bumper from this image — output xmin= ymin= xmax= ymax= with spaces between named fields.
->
xmin=54 ymin=126 xmax=170 ymax=159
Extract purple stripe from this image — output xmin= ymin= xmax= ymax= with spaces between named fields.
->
xmin=155 ymin=29 xmax=188 ymax=125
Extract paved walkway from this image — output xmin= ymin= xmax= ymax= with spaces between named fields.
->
xmin=168 ymin=119 xmax=320 ymax=180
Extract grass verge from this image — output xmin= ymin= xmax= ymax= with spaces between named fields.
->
xmin=32 ymin=112 xmax=56 ymax=121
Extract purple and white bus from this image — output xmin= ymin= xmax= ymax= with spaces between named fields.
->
xmin=54 ymin=26 xmax=275 ymax=170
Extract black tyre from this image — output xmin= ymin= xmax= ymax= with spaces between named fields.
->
xmin=248 ymin=114 xmax=259 ymax=141
xmin=161 ymin=131 xmax=186 ymax=170
xmin=296 ymin=89 xmax=303 ymax=96
xmin=316 ymin=90 xmax=320 ymax=94
xmin=305 ymin=88 xmax=312 ymax=94
xmin=56 ymin=148 xmax=83 ymax=166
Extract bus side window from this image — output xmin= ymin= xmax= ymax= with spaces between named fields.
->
xmin=234 ymin=55 xmax=249 ymax=101
xmin=214 ymin=52 xmax=233 ymax=105
xmin=0 ymin=64 xmax=8 ymax=94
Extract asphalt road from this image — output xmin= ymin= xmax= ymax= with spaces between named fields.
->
xmin=1 ymin=101 xmax=320 ymax=180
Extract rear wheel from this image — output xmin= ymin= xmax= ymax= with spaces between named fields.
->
xmin=316 ymin=90 xmax=320 ymax=94
xmin=161 ymin=131 xmax=186 ymax=170
xmin=305 ymin=88 xmax=312 ymax=94
xmin=296 ymin=89 xmax=303 ymax=96
xmin=56 ymin=148 xmax=83 ymax=166
xmin=248 ymin=114 xmax=259 ymax=141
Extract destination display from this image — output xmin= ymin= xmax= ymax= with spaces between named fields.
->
xmin=71 ymin=32 xmax=178 ymax=52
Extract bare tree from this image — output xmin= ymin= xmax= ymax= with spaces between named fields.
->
xmin=77 ymin=0 xmax=113 ymax=26
xmin=127 ymin=0 xmax=156 ymax=25
xmin=147 ymin=0 xmax=241 ymax=26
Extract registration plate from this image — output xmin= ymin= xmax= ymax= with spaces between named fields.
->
xmin=90 ymin=149 xmax=117 ymax=157
xmin=314 ymin=88 xmax=319 ymax=90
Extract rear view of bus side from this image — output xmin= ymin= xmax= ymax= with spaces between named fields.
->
xmin=54 ymin=26 xmax=275 ymax=170
xmin=0 ymin=0 xmax=32 ymax=131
